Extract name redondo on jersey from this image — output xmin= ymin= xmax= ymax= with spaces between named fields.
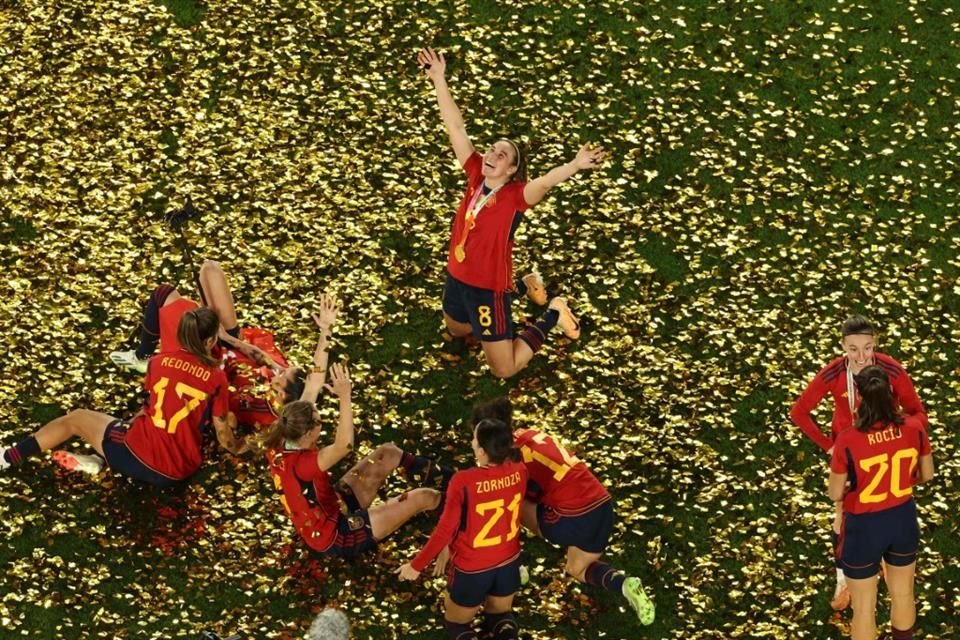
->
xmin=867 ymin=426 xmax=902 ymax=446
xmin=475 ymin=471 xmax=522 ymax=494
xmin=161 ymin=356 xmax=211 ymax=381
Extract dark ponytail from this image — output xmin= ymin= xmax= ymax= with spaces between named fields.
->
xmin=854 ymin=365 xmax=904 ymax=432
xmin=177 ymin=307 xmax=220 ymax=367
xmin=280 ymin=367 xmax=307 ymax=403
xmin=471 ymin=397 xmax=513 ymax=429
xmin=476 ymin=418 xmax=521 ymax=464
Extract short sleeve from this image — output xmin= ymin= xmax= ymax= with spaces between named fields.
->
xmin=463 ymin=152 xmax=483 ymax=181
xmin=506 ymin=181 xmax=530 ymax=212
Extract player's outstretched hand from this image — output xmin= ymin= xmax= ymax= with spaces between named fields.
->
xmin=395 ymin=562 xmax=421 ymax=582
xmin=572 ymin=143 xmax=606 ymax=171
xmin=417 ymin=47 xmax=446 ymax=82
xmin=324 ymin=363 xmax=351 ymax=399
xmin=312 ymin=293 xmax=338 ymax=332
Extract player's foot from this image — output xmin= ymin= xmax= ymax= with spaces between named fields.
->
xmin=52 ymin=451 xmax=104 ymax=475
xmin=519 ymin=564 xmax=530 ymax=586
xmin=0 ymin=449 xmax=10 ymax=471
xmin=109 ymin=350 xmax=149 ymax=374
xmin=521 ymin=272 xmax=548 ymax=306
xmin=830 ymin=583 xmax=850 ymax=611
xmin=622 ymin=577 xmax=655 ymax=625
xmin=548 ymin=297 xmax=580 ymax=340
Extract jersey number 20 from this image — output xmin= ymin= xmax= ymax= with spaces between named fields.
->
xmin=858 ymin=448 xmax=919 ymax=504
xmin=473 ymin=492 xmax=522 ymax=548
xmin=150 ymin=376 xmax=208 ymax=434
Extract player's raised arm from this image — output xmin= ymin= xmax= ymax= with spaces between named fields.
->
xmin=316 ymin=363 xmax=353 ymax=471
xmin=522 ymin=143 xmax=606 ymax=207
xmin=299 ymin=294 xmax=338 ymax=404
xmin=417 ymin=47 xmax=475 ymax=168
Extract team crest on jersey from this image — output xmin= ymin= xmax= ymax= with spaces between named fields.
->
xmin=346 ymin=515 xmax=366 ymax=531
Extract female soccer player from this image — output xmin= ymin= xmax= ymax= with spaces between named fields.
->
xmin=0 ymin=308 xmax=246 ymax=485
xmin=790 ymin=314 xmax=927 ymax=609
xmin=397 ymin=418 xmax=528 ymax=640
xmin=829 ymin=365 xmax=933 ymax=640
xmin=417 ymin=46 xmax=606 ymax=379
xmin=260 ymin=363 xmax=445 ymax=559
xmin=472 ymin=398 xmax=655 ymax=625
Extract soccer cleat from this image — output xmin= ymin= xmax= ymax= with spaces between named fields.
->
xmin=109 ymin=350 xmax=149 ymax=374
xmin=52 ymin=451 xmax=104 ymax=475
xmin=519 ymin=564 xmax=530 ymax=586
xmin=521 ymin=272 xmax=548 ymax=306
xmin=830 ymin=583 xmax=851 ymax=611
xmin=548 ymin=297 xmax=581 ymax=340
xmin=622 ymin=577 xmax=655 ymax=625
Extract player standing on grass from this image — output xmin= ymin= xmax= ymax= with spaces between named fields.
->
xmin=790 ymin=314 xmax=927 ymax=610
xmin=472 ymin=397 xmax=655 ymax=625
xmin=397 ymin=418 xmax=528 ymax=640
xmin=0 ymin=308 xmax=246 ymax=485
xmin=417 ymin=46 xmax=606 ymax=379
xmin=829 ymin=365 xmax=933 ymax=640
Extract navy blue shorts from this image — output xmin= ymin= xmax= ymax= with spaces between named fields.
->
xmin=538 ymin=498 xmax=614 ymax=553
xmin=839 ymin=499 xmax=919 ymax=579
xmin=446 ymin=557 xmax=521 ymax=608
xmin=310 ymin=510 xmax=377 ymax=559
xmin=101 ymin=420 xmax=182 ymax=488
xmin=442 ymin=273 xmax=513 ymax=341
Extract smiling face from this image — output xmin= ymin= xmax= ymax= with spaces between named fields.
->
xmin=842 ymin=333 xmax=875 ymax=374
xmin=481 ymin=140 xmax=519 ymax=184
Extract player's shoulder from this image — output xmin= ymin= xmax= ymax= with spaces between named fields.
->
xmin=874 ymin=352 xmax=906 ymax=377
xmin=817 ymin=356 xmax=847 ymax=384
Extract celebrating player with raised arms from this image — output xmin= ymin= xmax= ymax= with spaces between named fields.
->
xmin=259 ymin=363 xmax=446 ymax=559
xmin=417 ymin=46 xmax=606 ymax=379
xmin=472 ymin=398 xmax=655 ymax=625
xmin=1 ymin=308 xmax=246 ymax=484
xmin=790 ymin=315 xmax=927 ymax=609
xmin=397 ymin=418 xmax=528 ymax=640
xmin=828 ymin=365 xmax=933 ymax=640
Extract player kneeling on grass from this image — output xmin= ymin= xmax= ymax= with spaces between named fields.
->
xmin=828 ymin=365 xmax=933 ymax=640
xmin=397 ymin=418 xmax=528 ymax=640
xmin=0 ymin=308 xmax=247 ymax=485
xmin=472 ymin=397 xmax=655 ymax=625
xmin=258 ymin=363 xmax=447 ymax=559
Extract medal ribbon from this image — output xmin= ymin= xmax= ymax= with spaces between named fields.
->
xmin=454 ymin=183 xmax=502 ymax=262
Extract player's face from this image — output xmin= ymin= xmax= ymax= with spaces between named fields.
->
xmin=270 ymin=367 xmax=298 ymax=402
xmin=482 ymin=141 xmax=518 ymax=183
xmin=842 ymin=334 xmax=875 ymax=374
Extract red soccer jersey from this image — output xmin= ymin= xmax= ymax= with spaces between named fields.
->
xmin=123 ymin=349 xmax=230 ymax=480
xmin=831 ymin=415 xmax=931 ymax=515
xmin=446 ymin=152 xmax=530 ymax=292
xmin=411 ymin=461 xmax=528 ymax=573
xmin=790 ymin=352 xmax=927 ymax=452
xmin=267 ymin=448 xmax=342 ymax=552
xmin=158 ymin=298 xmax=200 ymax=353
xmin=513 ymin=428 xmax=609 ymax=514
xmin=223 ymin=327 xmax=288 ymax=429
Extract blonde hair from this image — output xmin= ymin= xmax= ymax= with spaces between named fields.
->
xmin=253 ymin=401 xmax=317 ymax=452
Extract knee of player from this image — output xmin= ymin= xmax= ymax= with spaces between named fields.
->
xmin=564 ymin=559 xmax=587 ymax=581
xmin=200 ymin=259 xmax=223 ymax=276
xmin=376 ymin=442 xmax=402 ymax=459
xmin=488 ymin=363 xmax=515 ymax=380
xmin=414 ymin=488 xmax=441 ymax=510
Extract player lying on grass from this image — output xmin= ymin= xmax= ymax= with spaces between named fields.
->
xmin=790 ymin=314 xmax=927 ymax=610
xmin=397 ymin=418 xmax=528 ymax=640
xmin=1 ymin=308 xmax=246 ymax=485
xmin=828 ymin=365 xmax=933 ymax=640
xmin=472 ymin=397 xmax=655 ymax=625
xmin=110 ymin=259 xmax=339 ymax=429
xmin=258 ymin=362 xmax=450 ymax=559
xmin=417 ymin=46 xmax=605 ymax=379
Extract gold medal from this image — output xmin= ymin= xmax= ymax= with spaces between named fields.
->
xmin=455 ymin=244 xmax=466 ymax=262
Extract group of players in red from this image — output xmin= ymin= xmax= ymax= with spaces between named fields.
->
xmin=0 ymin=46 xmax=935 ymax=640
xmin=791 ymin=315 xmax=934 ymax=640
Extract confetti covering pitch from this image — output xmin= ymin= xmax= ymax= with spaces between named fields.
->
xmin=1 ymin=0 xmax=959 ymax=638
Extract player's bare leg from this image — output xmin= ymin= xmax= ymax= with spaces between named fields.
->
xmin=338 ymin=443 xmax=403 ymax=508
xmin=198 ymin=259 xmax=239 ymax=330
xmin=567 ymin=546 xmax=655 ymax=625
xmin=443 ymin=313 xmax=473 ymax=338
xmin=846 ymin=574 xmax=879 ymax=640
xmin=831 ymin=501 xmax=850 ymax=610
xmin=367 ymin=488 xmax=440 ymax=540
xmin=2 ymin=410 xmax=112 ymax=475
xmin=480 ymin=593 xmax=518 ymax=639
xmin=482 ymin=338 xmax=534 ymax=379
xmin=886 ymin=562 xmax=916 ymax=638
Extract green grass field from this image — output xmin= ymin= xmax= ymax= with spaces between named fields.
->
xmin=1 ymin=0 xmax=959 ymax=638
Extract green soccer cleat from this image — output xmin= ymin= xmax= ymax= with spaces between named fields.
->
xmin=622 ymin=577 xmax=655 ymax=625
